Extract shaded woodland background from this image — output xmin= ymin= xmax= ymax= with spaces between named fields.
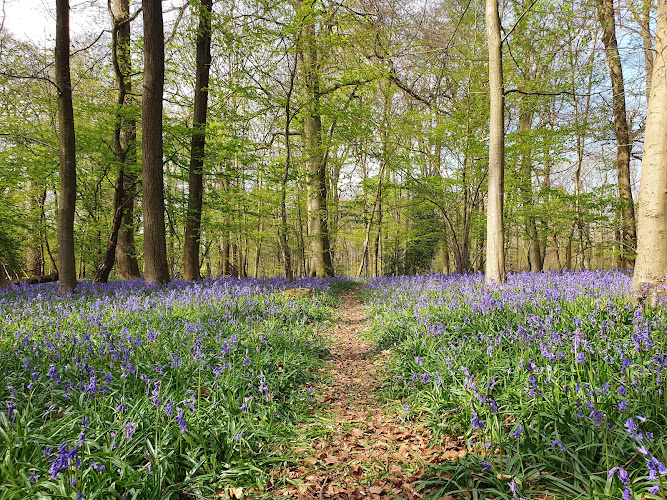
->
xmin=0 ymin=0 xmax=657 ymax=282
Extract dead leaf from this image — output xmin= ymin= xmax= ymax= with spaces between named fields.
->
xmin=369 ymin=484 xmax=386 ymax=494
xmin=351 ymin=428 xmax=364 ymax=438
xmin=388 ymin=464 xmax=402 ymax=475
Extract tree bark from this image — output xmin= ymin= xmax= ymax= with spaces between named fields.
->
xmin=597 ymin=0 xmax=637 ymax=268
xmin=280 ymin=137 xmax=294 ymax=280
xmin=485 ymin=0 xmax=505 ymax=284
xmin=94 ymin=166 xmax=125 ymax=283
xmin=221 ymin=238 xmax=230 ymax=276
xmin=116 ymin=172 xmax=141 ymax=278
xmin=629 ymin=0 xmax=655 ymax=101
xmin=632 ymin=0 xmax=667 ymax=304
xmin=518 ymin=106 xmax=542 ymax=271
xmin=291 ymin=0 xmax=334 ymax=277
xmin=27 ymin=183 xmax=45 ymax=277
xmin=55 ymin=0 xmax=77 ymax=293
xmin=142 ymin=0 xmax=170 ymax=284
xmin=357 ymin=162 xmax=385 ymax=278
xmin=113 ymin=0 xmax=141 ymax=280
xmin=183 ymin=0 xmax=212 ymax=281
xmin=280 ymin=51 xmax=298 ymax=281
xmin=96 ymin=0 xmax=139 ymax=283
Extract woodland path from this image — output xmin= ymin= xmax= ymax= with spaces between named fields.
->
xmin=264 ymin=288 xmax=466 ymax=500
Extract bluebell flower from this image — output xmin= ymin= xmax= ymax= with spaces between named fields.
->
xmin=176 ymin=407 xmax=187 ymax=433
xmin=471 ymin=410 xmax=486 ymax=430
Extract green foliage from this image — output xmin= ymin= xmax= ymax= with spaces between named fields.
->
xmin=362 ymin=272 xmax=667 ymax=499
xmin=0 ymin=278 xmax=339 ymax=497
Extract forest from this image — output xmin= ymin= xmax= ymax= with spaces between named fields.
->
xmin=1 ymin=1 xmax=667 ymax=499
xmin=0 ymin=0 xmax=663 ymax=292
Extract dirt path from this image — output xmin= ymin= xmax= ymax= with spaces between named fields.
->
xmin=265 ymin=289 xmax=465 ymax=499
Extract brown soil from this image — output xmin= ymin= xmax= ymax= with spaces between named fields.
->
xmin=259 ymin=289 xmax=466 ymax=500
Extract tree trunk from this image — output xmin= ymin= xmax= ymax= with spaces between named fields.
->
xmin=116 ymin=172 xmax=141 ymax=278
xmin=221 ymin=238 xmax=230 ymax=276
xmin=357 ymin=162 xmax=385 ymax=278
xmin=280 ymin=53 xmax=298 ymax=281
xmin=97 ymin=0 xmax=138 ymax=283
xmin=598 ymin=0 xmax=637 ymax=268
xmin=142 ymin=0 xmax=170 ymax=284
xmin=442 ymin=233 xmax=450 ymax=274
xmin=518 ymin=107 xmax=542 ymax=272
xmin=629 ymin=0 xmax=655 ymax=101
xmin=485 ymin=0 xmax=505 ymax=284
xmin=280 ymin=147 xmax=294 ymax=280
xmin=55 ymin=0 xmax=77 ymax=293
xmin=27 ymin=184 xmax=45 ymax=277
xmin=632 ymin=0 xmax=667 ymax=304
xmin=94 ymin=166 xmax=125 ymax=283
xmin=291 ymin=0 xmax=334 ymax=277
xmin=183 ymin=0 xmax=213 ymax=281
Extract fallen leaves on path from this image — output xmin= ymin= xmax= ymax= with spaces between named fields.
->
xmin=264 ymin=289 xmax=465 ymax=499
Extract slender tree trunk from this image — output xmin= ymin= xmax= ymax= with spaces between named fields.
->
xmin=183 ymin=0 xmax=213 ymax=281
xmin=142 ymin=0 xmax=170 ymax=284
xmin=116 ymin=179 xmax=141 ymax=278
xmin=629 ymin=0 xmax=655 ymax=101
xmin=518 ymin=107 xmax=542 ymax=271
xmin=598 ymin=0 xmax=637 ymax=268
xmin=280 ymin=149 xmax=294 ymax=280
xmin=222 ymin=238 xmax=230 ymax=276
xmin=632 ymin=0 xmax=667 ymax=304
xmin=280 ymin=54 xmax=298 ymax=281
xmin=94 ymin=167 xmax=125 ymax=282
xmin=27 ymin=183 xmax=45 ymax=276
xmin=297 ymin=184 xmax=308 ymax=276
xmin=357 ymin=162 xmax=385 ymax=277
xmin=55 ymin=0 xmax=77 ymax=293
xmin=96 ymin=0 xmax=138 ymax=283
xmin=254 ymin=241 xmax=261 ymax=278
xmin=485 ymin=0 xmax=505 ymax=284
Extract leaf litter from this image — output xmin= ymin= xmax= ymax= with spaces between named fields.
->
xmin=259 ymin=289 xmax=466 ymax=499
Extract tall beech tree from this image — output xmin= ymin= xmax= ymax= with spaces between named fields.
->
xmin=183 ymin=0 xmax=213 ymax=281
xmin=95 ymin=0 xmax=140 ymax=283
xmin=290 ymin=0 xmax=334 ymax=277
xmin=142 ymin=0 xmax=170 ymax=283
xmin=55 ymin=0 xmax=77 ymax=292
xmin=114 ymin=0 xmax=141 ymax=280
xmin=597 ymin=0 xmax=637 ymax=268
xmin=632 ymin=0 xmax=667 ymax=304
xmin=485 ymin=0 xmax=505 ymax=284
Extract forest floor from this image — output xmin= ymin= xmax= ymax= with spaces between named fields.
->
xmin=261 ymin=289 xmax=466 ymax=500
